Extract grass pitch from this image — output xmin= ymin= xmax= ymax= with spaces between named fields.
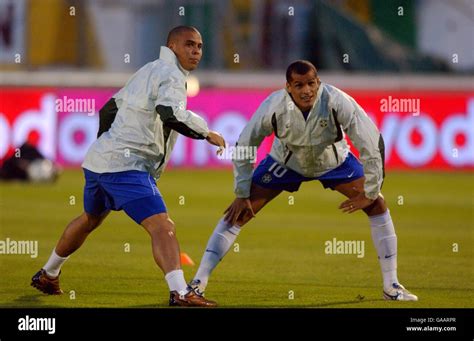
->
xmin=0 ymin=169 xmax=472 ymax=308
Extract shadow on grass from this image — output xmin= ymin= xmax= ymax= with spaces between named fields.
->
xmin=1 ymin=295 xmax=63 ymax=308
xmin=300 ymin=298 xmax=384 ymax=308
xmin=3 ymin=297 xmax=384 ymax=309
xmin=127 ymin=298 xmax=385 ymax=309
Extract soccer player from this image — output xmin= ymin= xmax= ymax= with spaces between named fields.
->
xmin=31 ymin=26 xmax=224 ymax=307
xmin=191 ymin=60 xmax=418 ymax=302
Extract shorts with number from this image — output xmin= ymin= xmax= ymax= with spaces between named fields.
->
xmin=251 ymin=153 xmax=364 ymax=192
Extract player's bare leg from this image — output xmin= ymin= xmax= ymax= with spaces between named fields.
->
xmin=141 ymin=213 xmax=216 ymax=307
xmin=191 ymin=184 xmax=282 ymax=295
xmin=333 ymin=176 xmax=386 ymax=216
xmin=335 ymin=177 xmax=418 ymax=301
xmin=141 ymin=213 xmax=182 ymax=274
xmin=235 ymin=183 xmax=283 ymax=227
xmin=55 ymin=211 xmax=110 ymax=256
xmin=31 ymin=211 xmax=109 ymax=295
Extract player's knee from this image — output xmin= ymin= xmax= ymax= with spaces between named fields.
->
xmin=376 ymin=196 xmax=387 ymax=211
xmin=164 ymin=218 xmax=176 ymax=234
xmin=148 ymin=218 xmax=176 ymax=237
xmin=80 ymin=213 xmax=102 ymax=232
xmin=363 ymin=196 xmax=387 ymax=216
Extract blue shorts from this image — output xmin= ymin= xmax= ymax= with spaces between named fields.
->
xmin=83 ymin=169 xmax=167 ymax=224
xmin=252 ymin=153 xmax=364 ymax=192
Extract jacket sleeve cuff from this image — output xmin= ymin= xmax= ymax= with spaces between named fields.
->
xmin=365 ymin=190 xmax=380 ymax=201
xmin=234 ymin=180 xmax=252 ymax=198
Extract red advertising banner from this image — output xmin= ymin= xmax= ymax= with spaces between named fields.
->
xmin=0 ymin=87 xmax=472 ymax=170
xmin=350 ymin=91 xmax=473 ymax=170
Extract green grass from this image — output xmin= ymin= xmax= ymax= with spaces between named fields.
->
xmin=0 ymin=169 xmax=473 ymax=308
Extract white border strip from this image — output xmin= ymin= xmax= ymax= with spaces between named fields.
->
xmin=0 ymin=70 xmax=473 ymax=90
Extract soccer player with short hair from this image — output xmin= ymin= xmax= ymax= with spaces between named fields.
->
xmin=191 ymin=60 xmax=418 ymax=302
xmin=31 ymin=26 xmax=223 ymax=307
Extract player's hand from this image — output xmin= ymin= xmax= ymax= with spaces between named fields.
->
xmin=206 ymin=131 xmax=226 ymax=156
xmin=224 ymin=198 xmax=255 ymax=226
xmin=339 ymin=188 xmax=374 ymax=213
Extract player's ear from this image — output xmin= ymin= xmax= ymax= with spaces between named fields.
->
xmin=286 ymin=82 xmax=291 ymax=93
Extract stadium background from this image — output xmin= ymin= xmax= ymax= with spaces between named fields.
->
xmin=0 ymin=0 xmax=473 ymax=309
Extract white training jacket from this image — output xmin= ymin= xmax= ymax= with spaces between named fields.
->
xmin=82 ymin=46 xmax=209 ymax=179
xmin=233 ymin=84 xmax=385 ymax=200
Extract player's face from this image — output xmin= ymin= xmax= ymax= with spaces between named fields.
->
xmin=286 ymin=71 xmax=319 ymax=112
xmin=169 ymin=31 xmax=203 ymax=71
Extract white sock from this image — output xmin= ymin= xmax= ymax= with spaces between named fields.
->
xmin=43 ymin=249 xmax=69 ymax=277
xmin=165 ymin=269 xmax=187 ymax=295
xmin=369 ymin=209 xmax=399 ymax=290
xmin=193 ymin=217 xmax=241 ymax=290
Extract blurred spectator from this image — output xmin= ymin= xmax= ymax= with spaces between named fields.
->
xmin=0 ymin=133 xmax=59 ymax=182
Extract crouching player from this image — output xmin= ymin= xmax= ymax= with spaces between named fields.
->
xmin=191 ymin=60 xmax=418 ymax=302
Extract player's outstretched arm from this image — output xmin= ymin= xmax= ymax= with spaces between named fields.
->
xmin=233 ymin=95 xmax=275 ymax=199
xmin=155 ymin=71 xmax=210 ymax=139
xmin=156 ymin=105 xmax=209 ymax=139
xmin=334 ymin=92 xmax=384 ymax=201
xmin=206 ymin=131 xmax=226 ymax=156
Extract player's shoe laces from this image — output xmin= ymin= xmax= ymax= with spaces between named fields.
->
xmin=188 ymin=279 xmax=205 ymax=297
xmin=169 ymin=287 xmax=217 ymax=307
xmin=31 ymin=269 xmax=63 ymax=295
xmin=383 ymin=283 xmax=418 ymax=301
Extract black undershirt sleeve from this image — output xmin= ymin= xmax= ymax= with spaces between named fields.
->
xmin=155 ymin=105 xmax=206 ymax=140
xmin=97 ymin=98 xmax=118 ymax=138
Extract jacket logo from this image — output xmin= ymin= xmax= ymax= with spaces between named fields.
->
xmin=319 ymin=119 xmax=328 ymax=128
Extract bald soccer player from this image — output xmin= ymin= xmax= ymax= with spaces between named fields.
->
xmin=31 ymin=26 xmax=223 ymax=307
